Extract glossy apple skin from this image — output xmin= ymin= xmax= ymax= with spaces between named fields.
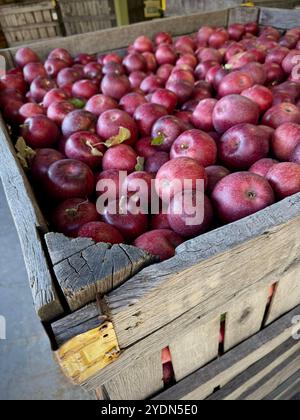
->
xmin=30 ymin=148 xmax=64 ymax=186
xmin=155 ymin=45 xmax=177 ymax=66
xmin=0 ymin=74 xmax=27 ymax=95
xmin=219 ymin=124 xmax=270 ymax=170
xmin=271 ymin=123 xmax=300 ymax=161
xmin=151 ymin=89 xmax=178 ymax=114
xmin=128 ymin=71 xmax=147 ymax=89
xmin=240 ymin=62 xmax=267 ymax=85
xmin=97 ymin=109 xmax=138 ymax=145
xmin=267 ymin=163 xmax=300 ymax=199
xmin=78 ymin=221 xmax=124 ymax=244
xmin=122 ymin=171 xmax=154 ymax=203
xmin=123 ymin=53 xmax=147 ymax=74
xmin=249 ymin=158 xmax=278 ymax=178
xmin=241 ymin=85 xmax=273 ymax=113
xmin=19 ymin=103 xmax=45 ymax=122
xmin=206 ymin=165 xmax=231 ymax=195
xmin=212 ymin=172 xmax=275 ymax=223
xmin=265 ymin=47 xmax=289 ymax=65
xmin=101 ymin=74 xmax=131 ymax=100
xmin=48 ymin=48 xmax=73 ymax=66
xmin=85 ymin=94 xmax=118 ymax=117
xmin=218 ymin=71 xmax=254 ymax=97
xmin=62 ymin=110 xmax=97 ymax=138
xmin=166 ymin=79 xmax=194 ymax=105
xmin=44 ymin=58 xmax=68 ymax=78
xmin=134 ymin=230 xmax=183 ymax=261
xmin=262 ymin=103 xmax=300 ymax=129
xmin=21 ymin=115 xmax=60 ymax=149
xmin=264 ymin=62 xmax=286 ymax=86
xmin=133 ymin=36 xmax=154 ymax=53
xmin=170 ymin=129 xmax=217 ymax=167
xmin=151 ymin=213 xmax=171 ymax=230
xmin=145 ymin=152 xmax=169 ymax=174
xmin=57 ymin=68 xmax=82 ymax=87
xmin=46 ymin=159 xmax=95 ymax=201
xmin=291 ymin=144 xmax=300 ymax=164
xmin=168 ymin=192 xmax=214 ymax=238
xmin=151 ymin=116 xmax=186 ymax=152
xmin=15 ymin=47 xmax=40 ymax=68
xmin=192 ymin=99 xmax=217 ymax=132
xmin=47 ymin=101 xmax=76 ymax=125
xmin=102 ymin=199 xmax=148 ymax=242
xmin=119 ymin=92 xmax=147 ymax=116
xmin=72 ymin=79 xmax=98 ymax=100
xmin=135 ymin=137 xmax=156 ymax=159
xmin=83 ymin=62 xmax=103 ymax=81
xmin=156 ymin=157 xmax=208 ymax=202
xmin=134 ymin=103 xmax=168 ymax=137
xmin=43 ymin=88 xmax=70 ymax=108
xmin=64 ymin=131 xmax=105 ymax=170
xmin=23 ymin=62 xmax=47 ymax=84
xmin=30 ymin=76 xmax=57 ymax=102
xmin=52 ymin=199 xmax=99 ymax=238
xmin=213 ymin=95 xmax=260 ymax=134
xmin=102 ymin=144 xmax=137 ymax=172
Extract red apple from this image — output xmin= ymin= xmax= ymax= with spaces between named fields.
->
xmin=48 ymin=48 xmax=73 ymax=66
xmin=177 ymin=54 xmax=197 ymax=69
xmin=85 ymin=94 xmax=118 ymax=117
xmin=15 ymin=48 xmax=40 ymax=68
xmin=22 ymin=115 xmax=60 ymax=149
xmin=228 ymin=23 xmax=245 ymax=41
xmin=209 ymin=28 xmax=229 ymax=49
xmin=241 ymin=85 xmax=273 ymax=113
xmin=123 ymin=53 xmax=147 ymax=74
xmin=213 ymin=95 xmax=260 ymax=134
xmin=95 ymin=169 xmax=122 ymax=200
xmin=262 ymin=103 xmax=300 ymax=129
xmin=19 ymin=103 xmax=45 ymax=122
xmin=267 ymin=162 xmax=300 ymax=199
xmin=72 ymin=79 xmax=98 ymax=100
xmin=264 ymin=62 xmax=286 ymax=85
xmin=151 ymin=213 xmax=171 ymax=230
xmin=122 ymin=171 xmax=154 ymax=203
xmin=291 ymin=144 xmax=300 ymax=164
xmin=265 ymin=47 xmax=289 ymax=65
xmin=52 ymin=199 xmax=99 ymax=238
xmin=227 ymin=51 xmax=257 ymax=70
xmin=101 ymin=53 xmax=123 ymax=66
xmin=30 ymin=148 xmax=64 ymax=185
xmin=195 ymin=60 xmax=219 ymax=80
xmin=97 ymin=109 xmax=138 ymax=145
xmin=44 ymin=58 xmax=68 ymax=78
xmin=1 ymin=74 xmax=27 ymax=95
xmin=30 ymin=76 xmax=57 ymax=102
xmin=83 ymin=62 xmax=103 ymax=81
xmin=170 ymin=129 xmax=217 ymax=167
xmin=150 ymin=89 xmax=177 ymax=114
xmin=169 ymin=68 xmax=195 ymax=85
xmin=155 ymin=45 xmax=177 ymax=66
xmin=206 ymin=165 xmax=230 ymax=195
xmin=249 ymin=158 xmax=278 ymax=178
xmin=134 ymin=103 xmax=168 ymax=137
xmin=79 ymin=221 xmax=124 ymax=244
xmin=145 ymin=152 xmax=169 ymax=174
xmin=156 ymin=157 xmax=207 ymax=202
xmin=119 ymin=92 xmax=147 ymax=116
xmin=62 ymin=110 xmax=97 ymax=137
xmin=272 ymin=122 xmax=300 ymax=161
xmin=240 ymin=62 xmax=267 ymax=85
xmin=57 ymin=68 xmax=82 ymax=87
xmin=101 ymin=74 xmax=131 ymax=100
xmin=128 ymin=71 xmax=147 ymax=89
xmin=192 ymin=99 xmax=217 ymax=132
xmin=43 ymin=88 xmax=70 ymax=108
xmin=135 ymin=137 xmax=156 ymax=158
xmin=3 ymin=99 xmax=24 ymax=125
xmin=133 ymin=36 xmax=154 ymax=53
xmin=168 ymin=191 xmax=214 ymax=238
xmin=156 ymin=64 xmax=174 ymax=82
xmin=212 ymin=172 xmax=275 ymax=223
xmin=245 ymin=22 xmax=258 ymax=36
xmin=143 ymin=52 xmax=157 ymax=72
xmin=102 ymin=144 xmax=137 ymax=172
xmin=165 ymin=80 xmax=194 ymax=105
xmin=74 ymin=53 xmax=95 ymax=65
xmin=219 ymin=124 xmax=269 ymax=170
xmin=197 ymin=26 xmax=215 ymax=46
xmin=218 ymin=71 xmax=254 ymax=97
xmin=64 ymin=131 xmax=105 ymax=170
xmin=102 ymin=198 xmax=148 ymax=242
xmin=23 ymin=62 xmax=46 ymax=84
xmin=47 ymin=101 xmax=76 ymax=125
xmin=282 ymin=50 xmax=300 ymax=74
xmin=134 ymin=230 xmax=183 ymax=261
xmin=155 ymin=32 xmax=173 ymax=46
xmin=102 ymin=61 xmax=125 ymax=76
xmin=225 ymin=43 xmax=245 ymax=62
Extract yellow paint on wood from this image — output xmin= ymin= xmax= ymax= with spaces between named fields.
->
xmin=55 ymin=322 xmax=120 ymax=385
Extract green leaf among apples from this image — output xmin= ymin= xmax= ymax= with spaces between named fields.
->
xmin=104 ymin=127 xmax=131 ymax=148
xmin=15 ymin=137 xmax=36 ymax=170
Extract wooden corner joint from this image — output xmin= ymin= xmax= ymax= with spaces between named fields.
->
xmin=55 ymin=321 xmax=120 ymax=385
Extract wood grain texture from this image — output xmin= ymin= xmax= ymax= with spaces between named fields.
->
xmin=259 ymin=7 xmax=300 ymax=29
xmin=224 ymin=287 xmax=269 ymax=351
xmin=46 ymin=233 xmax=156 ymax=312
xmin=170 ymin=317 xmax=220 ymax=382
xmin=104 ymin=195 xmax=300 ymax=349
xmin=265 ymin=264 xmax=300 ymax=326
xmin=264 ymin=370 xmax=300 ymax=400
xmin=0 ymin=117 xmax=64 ymax=321
xmin=208 ymin=338 xmax=300 ymax=400
xmin=104 ymin=352 xmax=163 ymax=400
xmin=153 ymin=305 xmax=300 ymax=400
xmin=4 ymin=9 xmax=228 ymax=60
xmin=228 ymin=6 xmax=260 ymax=26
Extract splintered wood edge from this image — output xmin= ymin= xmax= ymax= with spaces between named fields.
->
xmin=45 ymin=232 xmax=158 ymax=312
xmin=55 ymin=321 xmax=121 ymax=385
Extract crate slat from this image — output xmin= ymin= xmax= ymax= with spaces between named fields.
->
xmin=264 ymin=370 xmax=300 ymax=400
xmin=104 ymin=353 xmax=163 ymax=400
xmin=259 ymin=6 xmax=300 ymax=29
xmin=224 ymin=287 xmax=269 ymax=351
xmin=170 ymin=317 xmax=220 ymax=382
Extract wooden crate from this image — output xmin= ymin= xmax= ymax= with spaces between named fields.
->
xmin=57 ymin=0 xmax=117 ymax=36
xmin=164 ymin=0 xmax=300 ymax=16
xmin=0 ymin=1 xmax=64 ymax=47
xmin=1 ymin=6 xmax=300 ymax=400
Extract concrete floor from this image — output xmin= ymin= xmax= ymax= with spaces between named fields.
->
xmin=0 ymin=181 xmax=93 ymax=400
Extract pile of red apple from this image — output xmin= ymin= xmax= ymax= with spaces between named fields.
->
xmin=1 ymin=21 xmax=300 ymax=262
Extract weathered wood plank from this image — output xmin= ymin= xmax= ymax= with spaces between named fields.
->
xmin=228 ymin=6 xmax=260 ymax=26
xmin=265 ymin=264 xmax=300 ymax=326
xmin=104 ymin=353 xmax=163 ymax=400
xmin=170 ymin=317 xmax=220 ymax=382
xmin=46 ymin=233 xmax=156 ymax=312
xmin=259 ymin=7 xmax=300 ymax=29
xmin=224 ymin=287 xmax=269 ymax=351
xmin=0 ymin=116 xmax=64 ymax=321
xmin=208 ymin=338 xmax=300 ymax=400
xmin=5 ymin=9 xmax=229 ymax=60
xmin=152 ymin=306 xmax=300 ymax=400
xmin=264 ymin=370 xmax=300 ymax=400
xmin=104 ymin=195 xmax=300 ymax=349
